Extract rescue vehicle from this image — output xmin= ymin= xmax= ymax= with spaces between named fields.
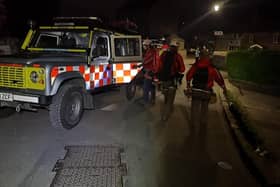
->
xmin=0 ymin=17 xmax=143 ymax=129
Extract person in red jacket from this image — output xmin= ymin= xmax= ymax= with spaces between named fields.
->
xmin=158 ymin=41 xmax=185 ymax=120
xmin=142 ymin=39 xmax=158 ymax=105
xmin=186 ymin=50 xmax=226 ymax=92
xmin=159 ymin=40 xmax=169 ymax=56
xmin=158 ymin=41 xmax=185 ymax=81
xmin=185 ymin=49 xmax=227 ymax=126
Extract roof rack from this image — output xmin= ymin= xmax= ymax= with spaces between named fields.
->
xmin=53 ymin=17 xmax=103 ymax=27
xmin=54 ymin=17 xmax=102 ymax=22
xmin=51 ymin=17 xmax=138 ymax=34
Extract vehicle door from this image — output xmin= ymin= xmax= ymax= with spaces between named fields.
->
xmin=110 ymin=35 xmax=142 ymax=84
xmin=89 ymin=33 xmax=112 ymax=89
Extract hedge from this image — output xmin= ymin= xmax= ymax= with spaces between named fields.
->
xmin=212 ymin=55 xmax=227 ymax=70
xmin=226 ymin=50 xmax=280 ymax=85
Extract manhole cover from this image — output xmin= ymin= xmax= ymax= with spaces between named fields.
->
xmin=217 ymin=161 xmax=233 ymax=170
xmin=51 ymin=145 xmax=126 ymax=187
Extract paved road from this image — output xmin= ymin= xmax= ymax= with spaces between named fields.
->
xmin=0 ymin=58 xmax=259 ymax=187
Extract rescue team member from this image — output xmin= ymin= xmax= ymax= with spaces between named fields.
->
xmin=159 ymin=40 xmax=169 ymax=56
xmin=185 ymin=49 xmax=227 ymax=126
xmin=142 ymin=39 xmax=158 ymax=105
xmin=158 ymin=41 xmax=185 ymax=121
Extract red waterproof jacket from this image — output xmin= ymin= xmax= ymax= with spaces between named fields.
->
xmin=161 ymin=44 xmax=169 ymax=51
xmin=143 ymin=48 xmax=158 ymax=72
xmin=158 ymin=51 xmax=185 ymax=76
xmin=186 ymin=57 xmax=225 ymax=89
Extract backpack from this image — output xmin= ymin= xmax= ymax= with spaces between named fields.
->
xmin=159 ymin=51 xmax=175 ymax=81
xmin=192 ymin=67 xmax=209 ymax=89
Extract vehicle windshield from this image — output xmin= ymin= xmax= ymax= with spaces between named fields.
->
xmin=29 ymin=30 xmax=90 ymax=50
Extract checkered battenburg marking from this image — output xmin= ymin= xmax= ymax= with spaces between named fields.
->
xmin=50 ymin=62 xmax=141 ymax=90
xmin=113 ymin=63 xmax=139 ymax=84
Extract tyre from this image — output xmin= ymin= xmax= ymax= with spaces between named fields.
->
xmin=122 ymin=70 xmax=144 ymax=102
xmin=0 ymin=107 xmax=15 ymax=118
xmin=124 ymin=81 xmax=137 ymax=101
xmin=49 ymin=81 xmax=84 ymax=130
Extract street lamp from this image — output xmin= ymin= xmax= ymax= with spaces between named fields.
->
xmin=213 ymin=4 xmax=220 ymax=12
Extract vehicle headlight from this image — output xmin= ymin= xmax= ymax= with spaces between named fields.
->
xmin=30 ymin=71 xmax=39 ymax=83
xmin=26 ymin=67 xmax=45 ymax=90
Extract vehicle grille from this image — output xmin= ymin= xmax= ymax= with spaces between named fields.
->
xmin=0 ymin=66 xmax=25 ymax=88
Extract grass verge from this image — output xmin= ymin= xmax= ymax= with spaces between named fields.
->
xmin=226 ymin=91 xmax=264 ymax=150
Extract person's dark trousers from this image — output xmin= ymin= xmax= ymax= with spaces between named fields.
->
xmin=161 ymin=80 xmax=176 ymax=120
xmin=190 ymin=90 xmax=211 ymax=127
xmin=195 ymin=57 xmax=199 ymax=63
xmin=143 ymin=77 xmax=156 ymax=104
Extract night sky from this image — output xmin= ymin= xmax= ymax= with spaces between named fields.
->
xmin=2 ymin=0 xmax=280 ymax=38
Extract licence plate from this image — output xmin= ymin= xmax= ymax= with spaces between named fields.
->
xmin=0 ymin=93 xmax=13 ymax=102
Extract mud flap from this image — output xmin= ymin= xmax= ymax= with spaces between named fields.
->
xmin=83 ymin=91 xmax=94 ymax=109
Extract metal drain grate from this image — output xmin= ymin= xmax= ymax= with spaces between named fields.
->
xmin=51 ymin=145 xmax=127 ymax=187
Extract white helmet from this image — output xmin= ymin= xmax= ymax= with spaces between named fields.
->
xmin=143 ymin=39 xmax=152 ymax=46
xmin=170 ymin=40 xmax=179 ymax=47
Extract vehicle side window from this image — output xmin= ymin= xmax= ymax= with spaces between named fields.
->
xmin=114 ymin=38 xmax=140 ymax=57
xmin=31 ymin=31 xmax=89 ymax=49
xmin=92 ymin=37 xmax=108 ymax=57
xmin=36 ymin=34 xmax=58 ymax=48
xmin=60 ymin=34 xmax=76 ymax=48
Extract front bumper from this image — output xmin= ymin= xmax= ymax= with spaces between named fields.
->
xmin=0 ymin=90 xmax=51 ymax=106
xmin=5 ymin=93 xmax=39 ymax=103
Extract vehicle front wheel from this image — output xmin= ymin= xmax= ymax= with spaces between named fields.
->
xmin=49 ymin=82 xmax=84 ymax=130
xmin=0 ymin=107 xmax=15 ymax=118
